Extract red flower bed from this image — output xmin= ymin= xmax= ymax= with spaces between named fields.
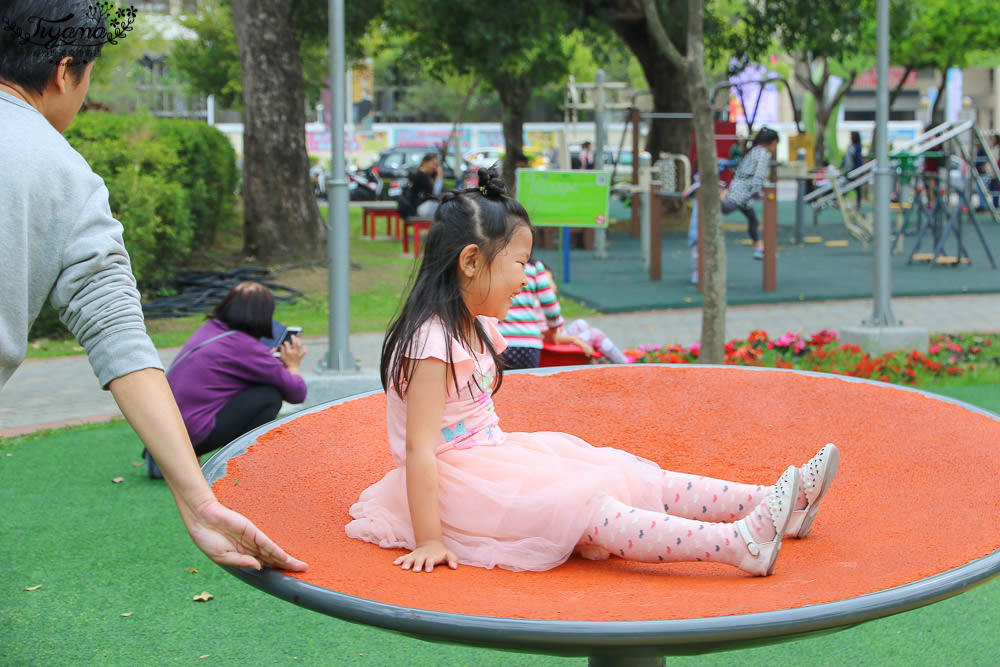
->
xmin=627 ymin=331 xmax=999 ymax=385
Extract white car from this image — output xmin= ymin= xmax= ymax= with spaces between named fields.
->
xmin=464 ymin=146 xmax=505 ymax=171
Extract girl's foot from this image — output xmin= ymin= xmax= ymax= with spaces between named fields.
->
xmin=752 ymin=245 xmax=764 ymax=260
xmin=734 ymin=466 xmax=799 ymax=576
xmin=786 ymin=443 xmax=840 ymax=538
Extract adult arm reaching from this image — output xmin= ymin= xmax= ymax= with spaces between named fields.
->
xmin=109 ymin=368 xmax=308 ymax=571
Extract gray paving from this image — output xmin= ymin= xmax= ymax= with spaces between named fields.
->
xmin=3 ymin=293 xmax=1000 ymax=435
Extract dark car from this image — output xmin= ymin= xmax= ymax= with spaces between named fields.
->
xmin=368 ymin=146 xmax=473 ymax=199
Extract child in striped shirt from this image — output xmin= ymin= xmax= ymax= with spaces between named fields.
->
xmin=496 ymin=259 xmax=563 ymax=368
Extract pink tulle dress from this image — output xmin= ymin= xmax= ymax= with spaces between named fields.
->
xmin=345 ymin=316 xmax=667 ymax=572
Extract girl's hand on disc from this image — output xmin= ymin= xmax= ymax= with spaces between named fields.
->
xmin=394 ymin=541 xmax=458 ymax=572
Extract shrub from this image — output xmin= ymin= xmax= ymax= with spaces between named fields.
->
xmin=63 ymin=112 xmax=238 ymax=289
xmin=29 ymin=113 xmax=239 ymax=341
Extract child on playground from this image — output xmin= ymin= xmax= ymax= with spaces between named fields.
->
xmin=723 ymin=127 xmax=779 ymax=260
xmin=535 ymin=263 xmax=631 ymax=364
xmin=495 ymin=256 xmax=563 ymax=369
xmin=346 ymin=170 xmax=840 ymax=576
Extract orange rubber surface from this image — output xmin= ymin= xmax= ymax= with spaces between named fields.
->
xmin=212 ymin=366 xmax=1000 ymax=621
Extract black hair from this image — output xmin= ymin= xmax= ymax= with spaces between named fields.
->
xmin=380 ymin=168 xmax=532 ymax=397
xmin=850 ymin=131 xmax=862 ymax=145
xmin=752 ymin=127 xmax=779 ymax=147
xmin=420 ymin=152 xmax=438 ymax=165
xmin=211 ymin=281 xmax=276 ymax=339
xmin=0 ymin=1 xmax=108 ymax=94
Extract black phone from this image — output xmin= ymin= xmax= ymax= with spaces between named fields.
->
xmin=272 ymin=326 xmax=302 ymax=357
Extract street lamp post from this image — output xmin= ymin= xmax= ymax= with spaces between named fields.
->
xmin=319 ymin=0 xmax=355 ymax=372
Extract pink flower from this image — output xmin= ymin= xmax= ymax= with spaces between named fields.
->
xmin=928 ymin=345 xmax=940 ymax=355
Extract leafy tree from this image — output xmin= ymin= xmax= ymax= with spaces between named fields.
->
xmin=890 ymin=0 xmax=1000 ymax=124
xmin=381 ymin=0 xmax=582 ymax=188
xmin=172 ymin=0 xmax=242 ymax=109
xmin=732 ymin=0 xmax=874 ymax=163
xmin=86 ymin=15 xmax=187 ymax=113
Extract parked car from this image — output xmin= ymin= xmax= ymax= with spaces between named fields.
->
xmin=549 ymin=146 xmax=633 ymax=182
xmin=367 ymin=146 xmax=473 ymax=199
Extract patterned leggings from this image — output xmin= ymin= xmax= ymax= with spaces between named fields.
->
xmin=582 ymin=469 xmax=774 ymax=568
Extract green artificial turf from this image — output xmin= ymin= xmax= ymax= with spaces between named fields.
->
xmin=1 ymin=381 xmax=998 ymax=665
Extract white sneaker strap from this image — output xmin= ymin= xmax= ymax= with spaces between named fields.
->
xmin=737 ymin=519 xmax=760 ymax=557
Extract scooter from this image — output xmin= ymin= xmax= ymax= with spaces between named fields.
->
xmin=348 ymin=166 xmax=382 ymax=201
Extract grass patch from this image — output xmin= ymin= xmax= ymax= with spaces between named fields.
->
xmin=26 ymin=203 xmax=597 ymax=358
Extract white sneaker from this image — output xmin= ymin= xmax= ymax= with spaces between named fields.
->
xmin=786 ymin=443 xmax=840 ymax=538
xmin=735 ymin=465 xmax=799 ymax=576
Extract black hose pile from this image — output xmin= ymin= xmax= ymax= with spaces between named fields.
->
xmin=142 ymin=268 xmax=303 ymax=319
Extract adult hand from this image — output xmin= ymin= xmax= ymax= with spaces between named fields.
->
xmin=179 ymin=496 xmax=308 ymax=572
xmin=109 ymin=369 xmax=308 ymax=572
xmin=393 ymin=541 xmax=458 ymax=573
xmin=279 ymin=335 xmax=306 ymax=372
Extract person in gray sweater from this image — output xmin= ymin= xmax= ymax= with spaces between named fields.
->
xmin=0 ymin=0 xmax=306 ymax=573
xmin=722 ymin=127 xmax=778 ymax=260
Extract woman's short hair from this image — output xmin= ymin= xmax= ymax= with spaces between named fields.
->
xmin=211 ymin=281 xmax=275 ymax=339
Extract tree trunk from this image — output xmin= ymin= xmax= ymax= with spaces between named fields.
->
xmin=496 ymin=75 xmax=530 ymax=193
xmin=685 ymin=3 xmax=725 ymax=364
xmin=928 ymin=66 xmax=950 ymax=125
xmin=231 ymin=0 xmax=325 ymax=263
xmin=610 ymin=10 xmax=692 ymax=163
xmin=795 ymin=57 xmax=853 ymax=166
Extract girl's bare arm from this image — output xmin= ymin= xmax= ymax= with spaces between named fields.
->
xmin=395 ymin=357 xmax=458 ymax=572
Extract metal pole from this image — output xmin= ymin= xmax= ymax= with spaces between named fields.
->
xmin=868 ymin=0 xmax=897 ymax=327
xmin=320 ymin=0 xmax=356 ymax=372
xmin=639 ymin=151 xmax=652 ymax=268
xmin=593 ymin=69 xmax=608 ymax=259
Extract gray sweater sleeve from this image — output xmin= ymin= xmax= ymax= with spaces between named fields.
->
xmin=50 ymin=183 xmax=163 ymax=389
xmin=0 ymin=91 xmax=163 ymax=391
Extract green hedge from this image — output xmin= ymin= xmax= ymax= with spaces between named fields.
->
xmin=64 ymin=112 xmax=239 ymax=289
xmin=28 ymin=114 xmax=239 ymax=340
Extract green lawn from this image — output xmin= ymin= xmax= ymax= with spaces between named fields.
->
xmin=25 ymin=204 xmax=597 ymax=358
xmin=2 ymin=378 xmax=998 ymax=665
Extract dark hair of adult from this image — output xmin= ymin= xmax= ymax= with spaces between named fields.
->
xmin=211 ymin=281 xmax=275 ymax=339
xmin=381 ymin=168 xmax=532 ymax=397
xmin=850 ymin=131 xmax=862 ymax=146
xmin=0 ymin=0 xmax=107 ymax=94
xmin=752 ymin=127 xmax=779 ymax=147
xmin=420 ymin=152 xmax=438 ymax=166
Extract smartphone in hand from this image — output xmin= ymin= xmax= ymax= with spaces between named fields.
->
xmin=272 ymin=326 xmax=302 ymax=357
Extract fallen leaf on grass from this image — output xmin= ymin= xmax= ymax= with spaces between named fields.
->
xmin=199 ymin=655 xmax=210 ymax=659
xmin=111 ymin=477 xmax=124 ymax=484
xmin=24 ymin=584 xmax=42 ymax=591
xmin=187 ymin=568 xmax=199 ymax=574
xmin=120 ymin=611 xmax=133 ymax=617
xmin=192 ymin=591 xmax=214 ymax=602
xmin=132 ymin=461 xmax=142 ymax=467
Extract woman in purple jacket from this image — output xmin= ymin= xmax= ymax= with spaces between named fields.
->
xmin=151 ymin=282 xmax=307 ymax=477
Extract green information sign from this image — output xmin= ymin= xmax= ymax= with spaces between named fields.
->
xmin=516 ymin=169 xmax=611 ymax=228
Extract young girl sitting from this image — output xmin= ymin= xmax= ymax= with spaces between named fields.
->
xmin=346 ymin=171 xmax=840 ymax=576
